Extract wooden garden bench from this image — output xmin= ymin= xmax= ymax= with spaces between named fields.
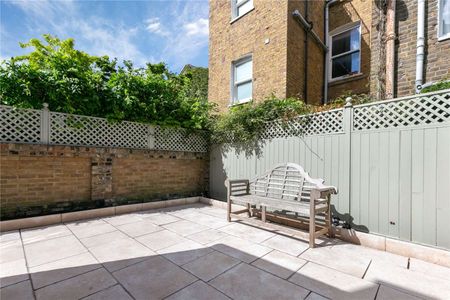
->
xmin=226 ymin=163 xmax=337 ymax=247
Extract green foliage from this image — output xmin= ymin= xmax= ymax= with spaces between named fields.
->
xmin=319 ymin=91 xmax=372 ymax=111
xmin=210 ymin=92 xmax=374 ymax=148
xmin=210 ymin=97 xmax=311 ymax=145
xmin=181 ymin=65 xmax=208 ymax=101
xmin=420 ymin=80 xmax=450 ymax=93
xmin=0 ymin=35 xmax=213 ymax=130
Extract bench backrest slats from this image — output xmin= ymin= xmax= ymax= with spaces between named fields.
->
xmin=249 ymin=163 xmax=334 ymax=203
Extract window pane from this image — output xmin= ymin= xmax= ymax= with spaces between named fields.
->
xmin=332 ymin=52 xmax=360 ymax=78
xmin=235 ymin=59 xmax=252 ymax=83
xmin=442 ymin=0 xmax=450 ymax=35
xmin=332 ymin=27 xmax=360 ymax=56
xmin=237 ymin=0 xmax=253 ymax=17
xmin=236 ymin=81 xmax=252 ymax=101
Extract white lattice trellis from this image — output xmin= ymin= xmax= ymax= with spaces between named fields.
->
xmin=50 ymin=112 xmax=150 ymax=149
xmin=0 ymin=105 xmax=42 ymax=143
xmin=353 ymin=91 xmax=450 ymax=130
xmin=154 ymin=126 xmax=208 ymax=152
xmin=262 ymin=109 xmax=344 ymax=139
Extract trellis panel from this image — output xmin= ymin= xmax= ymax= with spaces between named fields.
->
xmin=353 ymin=91 xmax=450 ymax=131
xmin=154 ymin=126 xmax=208 ymax=153
xmin=262 ymin=108 xmax=344 ymax=139
xmin=0 ymin=105 xmax=41 ymax=143
xmin=50 ymin=112 xmax=150 ymax=149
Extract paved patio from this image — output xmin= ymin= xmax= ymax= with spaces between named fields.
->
xmin=1 ymin=203 xmax=449 ymax=300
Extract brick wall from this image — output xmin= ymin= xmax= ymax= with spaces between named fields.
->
xmin=0 ymin=143 xmax=208 ymax=220
xmin=395 ymin=0 xmax=450 ymax=96
xmin=328 ymin=0 xmax=373 ymax=100
xmin=286 ymin=0 xmax=325 ymax=105
xmin=208 ymin=0 xmax=289 ymax=112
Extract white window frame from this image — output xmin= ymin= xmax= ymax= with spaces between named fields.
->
xmin=231 ymin=55 xmax=253 ymax=105
xmin=328 ymin=21 xmax=362 ymax=82
xmin=438 ymin=0 xmax=450 ymax=41
xmin=231 ymin=0 xmax=254 ymax=22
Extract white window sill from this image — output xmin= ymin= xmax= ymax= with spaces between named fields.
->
xmin=229 ymin=98 xmax=252 ymax=107
xmin=230 ymin=7 xmax=254 ymax=24
xmin=438 ymin=34 xmax=450 ymax=42
xmin=329 ymin=72 xmax=364 ymax=84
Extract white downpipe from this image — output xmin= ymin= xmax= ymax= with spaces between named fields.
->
xmin=324 ymin=0 xmax=337 ymax=103
xmin=415 ymin=0 xmax=426 ymax=93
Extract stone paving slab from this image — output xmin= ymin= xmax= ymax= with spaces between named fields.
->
xmin=408 ymin=258 xmax=450 ymax=282
xmin=209 ymin=235 xmax=272 ymax=263
xmin=186 ymin=228 xmax=230 ymax=245
xmin=83 ymin=284 xmax=134 ymax=300
xmin=1 ymin=203 xmax=450 ymax=300
xmin=21 ymin=224 xmax=72 ymax=245
xmin=138 ymin=212 xmax=181 ymax=225
xmin=182 ymin=250 xmax=240 ymax=281
xmin=29 ymin=252 xmax=100 ymax=289
xmin=23 ymin=235 xmax=87 ymax=267
xmin=210 ymin=263 xmax=310 ymax=300
xmin=136 ymin=229 xmax=189 ymax=251
xmin=0 ymin=280 xmax=34 ymax=300
xmin=0 ymin=257 xmax=29 ymax=288
xmin=289 ymin=262 xmax=379 ymax=300
xmin=0 ymin=239 xmax=25 ymax=264
xmin=375 ymin=285 xmax=422 ymax=300
xmin=79 ymin=230 xmax=129 ymax=248
xmin=162 ymin=220 xmax=209 ymax=237
xmin=252 ymin=250 xmax=307 ymax=279
xmin=218 ymin=222 xmax=276 ymax=243
xmin=156 ymin=240 xmax=213 ymax=266
xmin=0 ymin=231 xmax=21 ymax=243
xmin=34 ymin=267 xmax=117 ymax=300
xmin=113 ymin=256 xmax=197 ymax=300
xmin=66 ymin=219 xmax=116 ymax=239
xmin=88 ymin=237 xmax=154 ymax=272
xmin=365 ymin=260 xmax=450 ymax=299
xmin=166 ymin=280 xmax=230 ymax=300
xmin=299 ymin=245 xmax=372 ymax=278
xmin=262 ymin=234 xmax=310 ymax=256
xmin=116 ymin=219 xmax=163 ymax=237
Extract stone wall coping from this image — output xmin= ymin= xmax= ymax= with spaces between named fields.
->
xmin=0 ymin=197 xmax=200 ymax=232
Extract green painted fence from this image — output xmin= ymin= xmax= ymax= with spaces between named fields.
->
xmin=209 ymin=90 xmax=450 ymax=250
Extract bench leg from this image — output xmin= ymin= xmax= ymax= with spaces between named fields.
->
xmin=247 ymin=203 xmax=252 ymax=217
xmin=227 ymin=200 xmax=231 ymax=222
xmin=309 ymin=194 xmax=317 ymax=248
xmin=261 ymin=206 xmax=266 ymax=222
xmin=326 ymin=205 xmax=334 ymax=238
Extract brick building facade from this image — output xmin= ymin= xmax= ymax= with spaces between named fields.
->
xmin=209 ymin=0 xmax=450 ymax=111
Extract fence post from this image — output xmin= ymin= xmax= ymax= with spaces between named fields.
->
xmin=148 ymin=125 xmax=155 ymax=149
xmin=342 ymin=97 xmax=353 ymax=221
xmin=41 ymin=103 xmax=50 ymax=144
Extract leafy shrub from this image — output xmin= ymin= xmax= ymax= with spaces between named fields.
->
xmin=0 ymin=35 xmax=212 ymax=130
xmin=420 ymin=80 xmax=450 ymax=93
xmin=210 ymin=97 xmax=311 ymax=145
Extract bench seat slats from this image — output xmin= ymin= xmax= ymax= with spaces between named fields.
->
xmin=227 ymin=163 xmax=337 ymax=248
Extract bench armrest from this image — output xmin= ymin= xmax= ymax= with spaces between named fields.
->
xmin=312 ymin=186 xmax=338 ymax=194
xmin=227 ymin=179 xmax=250 ymax=185
xmin=226 ymin=179 xmax=250 ymax=197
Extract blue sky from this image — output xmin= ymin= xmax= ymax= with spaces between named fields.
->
xmin=0 ymin=0 xmax=209 ymax=72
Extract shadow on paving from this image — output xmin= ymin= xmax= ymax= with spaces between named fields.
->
xmin=0 ymin=241 xmax=437 ymax=300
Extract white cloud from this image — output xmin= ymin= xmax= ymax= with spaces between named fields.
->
xmin=145 ymin=17 xmax=169 ymax=37
xmin=5 ymin=0 xmax=152 ymax=66
xmin=184 ymin=18 xmax=208 ymax=37
xmin=157 ymin=1 xmax=209 ymax=70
